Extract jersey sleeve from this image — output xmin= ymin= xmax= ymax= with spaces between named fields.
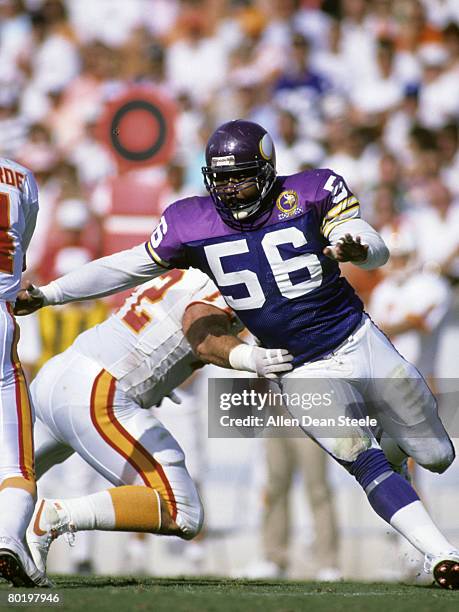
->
xmin=40 ymin=243 xmax=166 ymax=305
xmin=21 ymin=170 xmax=39 ymax=252
xmin=145 ymin=203 xmax=188 ymax=269
xmin=317 ymin=172 xmax=361 ymax=239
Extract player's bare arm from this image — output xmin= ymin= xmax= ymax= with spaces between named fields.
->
xmin=183 ymin=302 xmax=293 ymax=378
xmin=183 ymin=302 xmax=240 ymax=367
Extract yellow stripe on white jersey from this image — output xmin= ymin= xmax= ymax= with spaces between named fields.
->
xmin=321 ymin=201 xmax=361 ymax=239
xmin=324 ymin=195 xmax=359 ymax=222
xmin=322 ymin=205 xmax=361 ymax=239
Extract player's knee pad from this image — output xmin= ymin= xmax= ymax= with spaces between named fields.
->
xmin=175 ymin=495 xmax=204 ymax=540
xmin=415 ymin=438 xmax=455 ymax=474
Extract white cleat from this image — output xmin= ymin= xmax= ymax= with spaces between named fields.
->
xmin=424 ymin=551 xmax=459 ymax=590
xmin=26 ymin=499 xmax=75 ymax=575
xmin=0 ymin=534 xmax=53 ymax=588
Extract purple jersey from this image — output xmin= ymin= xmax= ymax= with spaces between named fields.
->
xmin=146 ymin=169 xmax=364 ymax=366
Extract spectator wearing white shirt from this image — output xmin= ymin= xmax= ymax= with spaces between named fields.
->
xmin=0 ymin=93 xmax=29 ymax=157
xmin=421 ymin=0 xmax=459 ymax=30
xmin=339 ymin=0 xmax=377 ymax=84
xmin=349 ymin=37 xmax=404 ymax=120
xmin=408 ymin=178 xmax=459 ymax=280
xmin=312 ymin=17 xmax=352 ymax=95
xmin=324 ymin=123 xmax=379 ymax=195
xmin=27 ymin=0 xmax=80 ymax=95
xmin=404 ymin=126 xmax=443 ymax=208
xmin=65 ymin=0 xmax=144 ymax=47
xmin=0 ymin=0 xmax=31 ymax=75
xmin=274 ymin=109 xmax=324 ymax=175
xmin=417 ymin=43 xmax=459 ymax=129
xmin=165 ymin=13 xmax=228 ymax=106
xmin=370 ymin=225 xmax=451 ymax=383
xmin=383 ymin=85 xmax=420 ymax=164
xmin=260 ymin=0 xmax=301 ymax=50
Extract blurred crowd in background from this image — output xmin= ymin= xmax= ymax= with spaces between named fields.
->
xmin=3 ymin=0 xmax=459 ymax=580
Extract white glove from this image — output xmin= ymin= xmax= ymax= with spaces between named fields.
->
xmin=229 ymin=344 xmax=294 ymax=379
xmin=28 ymin=284 xmax=48 ymax=304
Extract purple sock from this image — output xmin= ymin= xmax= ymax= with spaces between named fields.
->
xmin=349 ymin=449 xmax=419 ymax=523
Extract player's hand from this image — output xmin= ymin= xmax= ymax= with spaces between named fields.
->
xmin=229 ymin=344 xmax=294 ymax=379
xmin=323 ymin=233 xmax=369 ymax=263
xmin=14 ymin=281 xmax=46 ymax=316
xmin=253 ymin=348 xmax=294 ymax=379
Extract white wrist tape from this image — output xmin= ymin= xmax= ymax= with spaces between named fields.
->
xmin=228 ymin=344 xmax=255 ymax=372
xmin=39 ymin=283 xmax=59 ymax=306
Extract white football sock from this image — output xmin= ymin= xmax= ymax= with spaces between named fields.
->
xmin=0 ymin=488 xmax=35 ymax=542
xmin=58 ymin=492 xmax=115 ymax=531
xmin=390 ymin=500 xmax=456 ymax=556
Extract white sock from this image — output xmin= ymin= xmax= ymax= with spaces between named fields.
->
xmin=58 ymin=492 xmax=115 ymax=531
xmin=390 ymin=500 xmax=456 ymax=556
xmin=0 ymin=488 xmax=35 ymax=542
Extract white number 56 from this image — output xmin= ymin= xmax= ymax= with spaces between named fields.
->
xmin=204 ymin=227 xmax=322 ymax=310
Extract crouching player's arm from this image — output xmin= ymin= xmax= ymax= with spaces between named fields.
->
xmin=182 ymin=302 xmax=293 ymax=379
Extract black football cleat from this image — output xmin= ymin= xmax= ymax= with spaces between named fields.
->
xmin=0 ymin=536 xmax=52 ymax=588
xmin=0 ymin=549 xmax=38 ymax=587
xmin=433 ymin=559 xmax=459 ymax=590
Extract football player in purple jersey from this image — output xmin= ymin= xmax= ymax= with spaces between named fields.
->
xmin=16 ymin=120 xmax=459 ymax=588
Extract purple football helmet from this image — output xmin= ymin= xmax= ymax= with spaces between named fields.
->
xmin=202 ymin=120 xmax=276 ymax=229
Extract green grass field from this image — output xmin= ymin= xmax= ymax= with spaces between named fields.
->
xmin=1 ymin=577 xmax=459 ymax=612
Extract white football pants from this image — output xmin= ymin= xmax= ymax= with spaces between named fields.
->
xmin=30 ymin=346 xmax=203 ymax=539
xmin=279 ymin=315 xmax=454 ymax=472
xmin=0 ymin=302 xmax=34 ymax=485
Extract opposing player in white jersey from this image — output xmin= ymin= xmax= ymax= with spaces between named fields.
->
xmin=0 ymin=159 xmax=50 ymax=587
xmin=25 ymin=268 xmax=292 ymax=575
